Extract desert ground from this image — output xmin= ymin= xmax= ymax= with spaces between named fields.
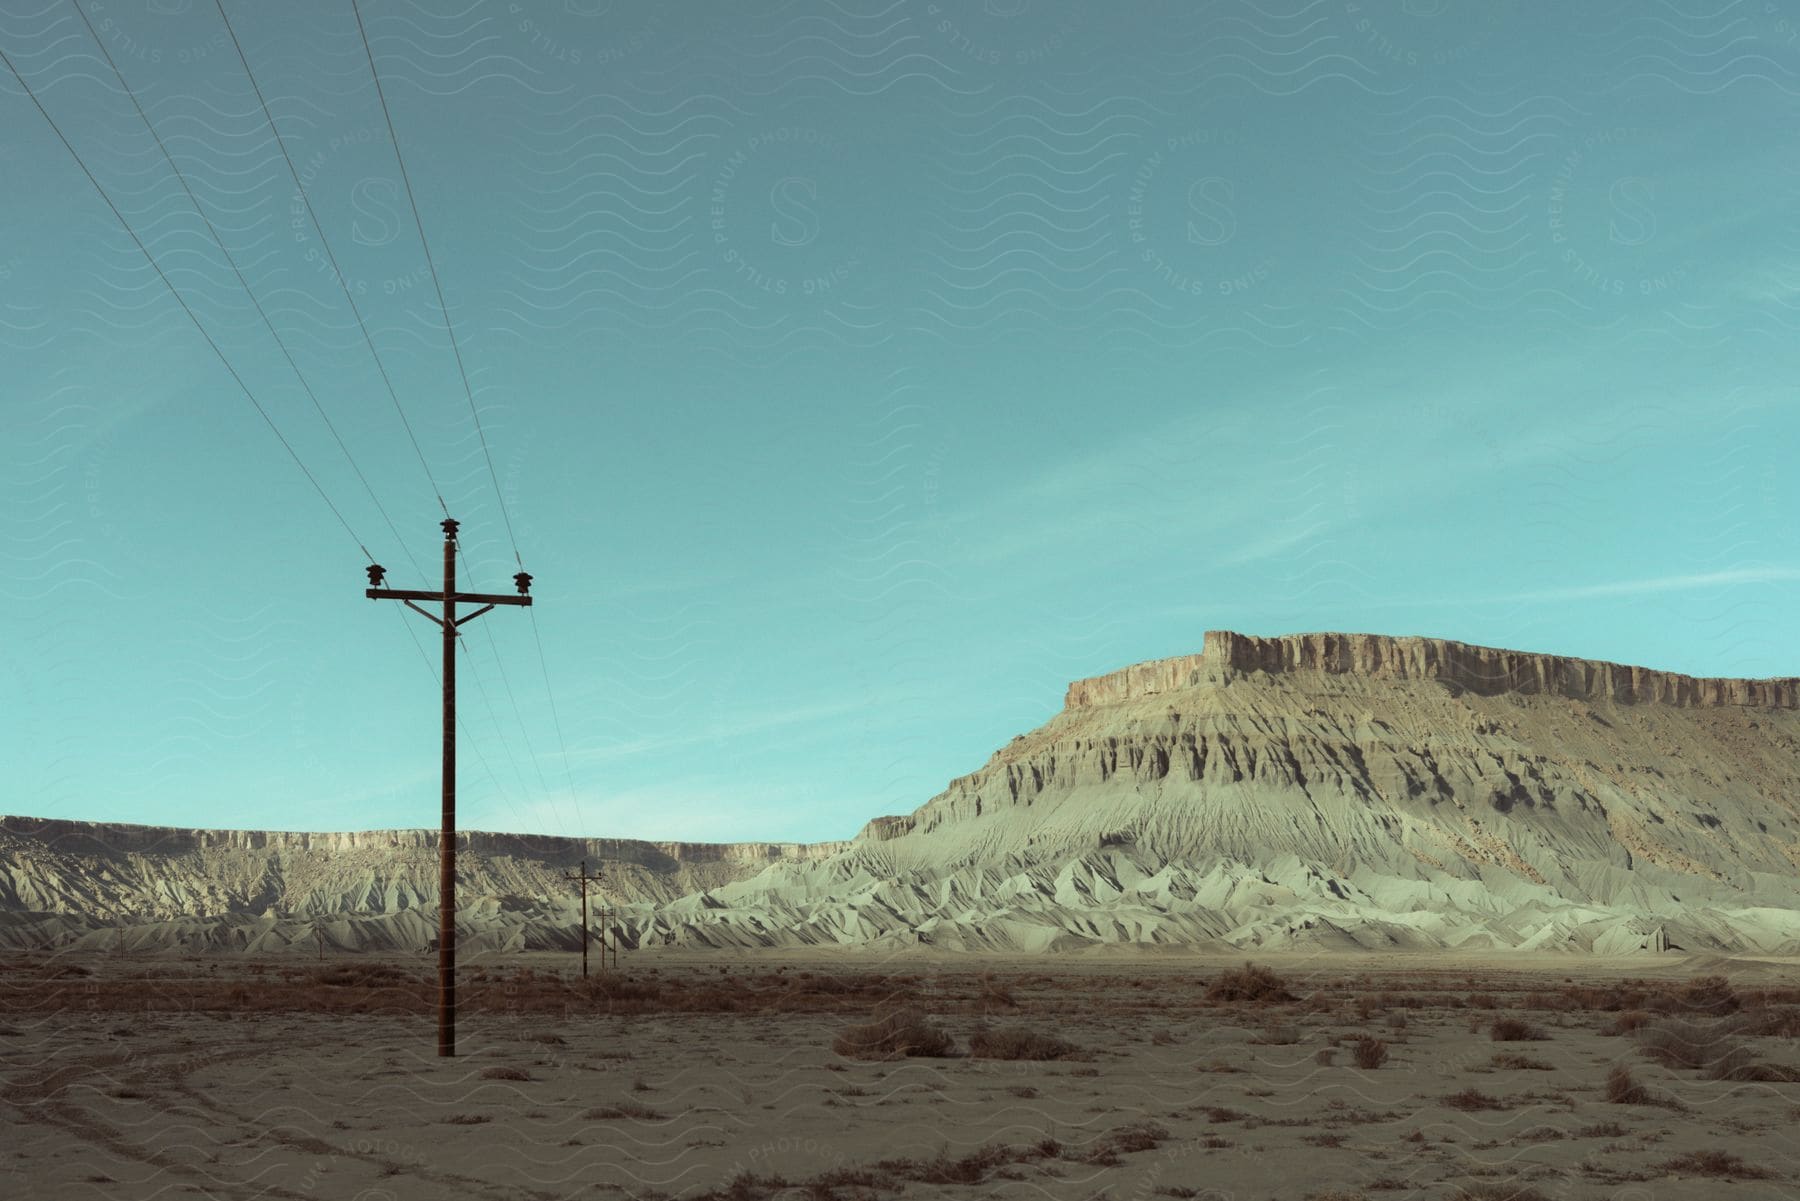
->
xmin=5 ymin=950 xmax=1800 ymax=1200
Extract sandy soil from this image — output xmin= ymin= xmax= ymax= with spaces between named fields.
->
xmin=4 ymin=951 xmax=1800 ymax=1200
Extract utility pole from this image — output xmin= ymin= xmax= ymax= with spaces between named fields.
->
xmin=365 ymin=518 xmax=533 ymax=1057
xmin=599 ymin=902 xmax=619 ymax=970
xmin=563 ymin=858 xmax=602 ymax=978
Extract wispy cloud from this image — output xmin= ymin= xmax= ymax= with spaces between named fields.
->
xmin=563 ymin=697 xmax=873 ymax=768
xmin=1387 ymin=566 xmax=1800 ymax=607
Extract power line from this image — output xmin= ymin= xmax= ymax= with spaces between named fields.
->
xmin=213 ymin=0 xmax=449 ymax=518
xmin=216 ymin=0 xmax=559 ymax=840
xmin=354 ymin=0 xmax=586 ymax=842
xmin=42 ymin=10 xmax=536 ymax=843
xmin=351 ymin=0 xmax=587 ymax=839
xmin=529 ymin=607 xmax=584 ymax=832
xmin=457 ymin=635 xmax=537 ymax=807
xmin=394 ymin=607 xmax=536 ymax=836
xmin=351 ymin=0 xmax=521 ymax=565
xmin=454 ymin=542 xmax=562 ymax=827
xmin=66 ymin=0 xmax=430 ymax=585
xmin=0 ymin=41 xmax=370 ymax=560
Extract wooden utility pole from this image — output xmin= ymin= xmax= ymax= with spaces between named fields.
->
xmin=598 ymin=902 xmax=619 ymax=970
xmin=563 ymin=858 xmax=603 ymax=977
xmin=365 ymin=517 xmax=533 ymax=1057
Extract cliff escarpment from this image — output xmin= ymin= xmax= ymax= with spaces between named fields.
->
xmin=683 ymin=632 xmax=1800 ymax=954
xmin=0 ymin=816 xmax=848 ymax=927
xmin=7 ymin=632 xmax=1800 ymax=957
xmin=1065 ymin=631 xmax=1800 ymax=710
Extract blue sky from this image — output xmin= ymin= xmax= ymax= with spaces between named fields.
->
xmin=3 ymin=0 xmax=1797 ymax=843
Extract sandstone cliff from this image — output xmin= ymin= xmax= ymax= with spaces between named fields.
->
xmin=6 ymin=631 xmax=1799 ymax=957
xmin=0 ymin=815 xmax=847 ymax=952
xmin=1065 ymin=631 xmax=1800 ymax=709
xmin=665 ymin=631 xmax=1800 ymax=954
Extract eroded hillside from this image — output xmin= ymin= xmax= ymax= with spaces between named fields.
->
xmin=5 ymin=631 xmax=1798 ymax=956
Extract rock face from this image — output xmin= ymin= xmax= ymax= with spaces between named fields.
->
xmin=6 ymin=631 xmax=1800 ymax=957
xmin=0 ymin=816 xmax=847 ymax=955
xmin=1066 ymin=631 xmax=1800 ymax=709
xmin=665 ymin=632 xmax=1800 ymax=954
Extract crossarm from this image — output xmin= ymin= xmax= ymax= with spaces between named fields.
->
xmin=367 ymin=588 xmax=532 ymax=607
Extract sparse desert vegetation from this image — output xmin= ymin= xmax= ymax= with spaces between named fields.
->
xmin=1350 ymin=1035 xmax=1389 ymax=1069
xmin=1657 ymin=1149 xmax=1775 ymax=1179
xmin=3 ymin=953 xmax=1797 ymax=1199
xmin=1489 ymin=1016 xmax=1548 ymax=1041
xmin=1204 ymin=961 xmax=1295 ymax=1004
xmin=831 ymin=1002 xmax=957 ymax=1060
xmin=966 ymin=1022 xmax=1087 ymax=1061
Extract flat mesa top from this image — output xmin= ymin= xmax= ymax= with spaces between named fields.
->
xmin=1062 ymin=630 xmax=1799 ymax=710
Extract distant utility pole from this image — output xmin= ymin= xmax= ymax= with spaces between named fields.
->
xmin=599 ymin=901 xmax=619 ymax=970
xmin=365 ymin=518 xmax=533 ymax=1057
xmin=564 ymin=858 xmax=602 ymax=977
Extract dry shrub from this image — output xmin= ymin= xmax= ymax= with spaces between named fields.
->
xmin=1631 ymin=1017 xmax=1798 ymax=1080
xmin=1709 ymin=1049 xmax=1800 ymax=1083
xmin=967 ymin=1024 xmax=1086 ymax=1062
xmin=1563 ymin=983 xmax=1649 ymax=1012
xmin=1490 ymin=1017 xmax=1547 ymax=1042
xmin=1465 ymin=993 xmax=1498 ymax=1009
xmin=1442 ymin=1088 xmax=1509 ymax=1111
xmin=1740 ymin=984 xmax=1800 ymax=1007
xmin=1602 ymin=1009 xmax=1652 ymax=1036
xmin=1575 ymin=1121 xmax=1627 ymax=1138
xmin=1449 ymin=1184 xmax=1555 ymax=1201
xmin=1635 ymin=1019 xmax=1720 ymax=1070
xmin=1151 ymin=1027 xmax=1179 ymax=1046
xmin=1205 ymin=962 xmax=1294 ymax=1004
xmin=315 ymin=962 xmax=415 ymax=988
xmin=832 ymin=1004 xmax=956 ymax=1061
xmin=581 ymin=1099 xmax=662 ymax=1120
xmin=1603 ymin=1063 xmax=1656 ymax=1104
xmin=1657 ymin=1150 xmax=1773 ymax=1179
xmin=1734 ymin=1006 xmax=1800 ymax=1038
xmin=1678 ymin=975 xmax=1739 ymax=1016
xmin=1350 ymin=1036 xmax=1389 ymax=1069
xmin=1490 ymin=1053 xmax=1552 ymax=1071
xmin=479 ymin=1065 xmax=530 ymax=1081
xmin=1075 ymin=1120 xmax=1169 ymax=1166
xmin=1315 ymin=1047 xmax=1336 ymax=1066
xmin=703 ymin=1125 xmax=1165 ymax=1199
